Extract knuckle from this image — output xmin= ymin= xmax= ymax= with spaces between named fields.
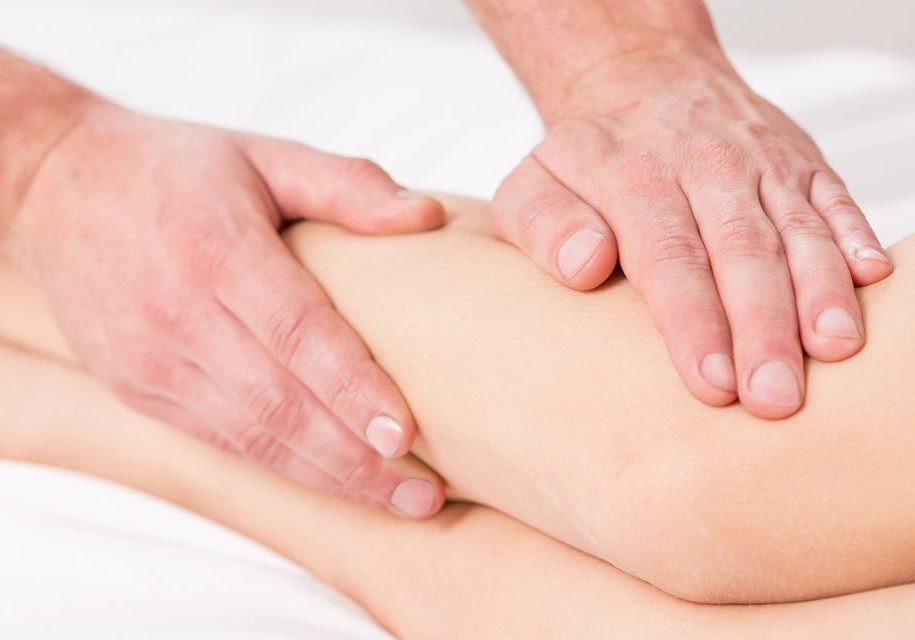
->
xmin=140 ymin=292 xmax=198 ymax=339
xmin=248 ymin=383 xmax=304 ymax=434
xmin=803 ymin=259 xmax=848 ymax=286
xmin=339 ymin=454 xmax=381 ymax=496
xmin=763 ymin=154 xmax=793 ymax=180
xmin=819 ymin=193 xmax=861 ymax=219
xmin=337 ymin=156 xmax=387 ymax=184
xmin=516 ymin=190 xmax=569 ymax=241
xmin=620 ymin=150 xmax=665 ymax=187
xmin=109 ymin=377 xmax=141 ymax=402
xmin=716 ymin=211 xmax=783 ymax=258
xmin=263 ymin=303 xmax=314 ymax=364
xmin=193 ymin=228 xmax=232 ymax=269
xmin=132 ymin=356 xmax=176 ymax=390
xmin=116 ymin=345 xmax=174 ymax=391
xmin=322 ymin=363 xmax=371 ymax=418
xmin=846 ymin=226 xmax=879 ymax=246
xmin=264 ymin=302 xmax=342 ymax=367
xmin=643 ymin=217 xmax=711 ymax=273
xmin=235 ymin=424 xmax=287 ymax=464
xmin=695 ymin=139 xmax=747 ymax=180
xmin=773 ymin=209 xmax=830 ymax=239
xmin=173 ymin=222 xmax=235 ymax=281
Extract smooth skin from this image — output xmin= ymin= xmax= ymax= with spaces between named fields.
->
xmin=466 ymin=0 xmax=894 ymax=417
xmin=0 ymin=259 xmax=914 ymax=638
xmin=0 ymin=50 xmax=445 ymax=518
xmin=3 ymin=196 xmax=915 ymax=605
xmin=0 ymin=0 xmax=893 ymax=521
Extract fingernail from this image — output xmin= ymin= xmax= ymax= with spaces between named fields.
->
xmin=748 ymin=361 xmax=801 ymax=408
xmin=390 ymin=478 xmax=436 ymax=518
xmin=815 ymin=307 xmax=860 ymax=339
xmin=366 ymin=416 xmax=403 ymax=458
xmin=700 ymin=353 xmax=737 ymax=391
xmin=558 ymin=229 xmax=605 ymax=280
xmin=854 ymin=246 xmax=891 ymax=264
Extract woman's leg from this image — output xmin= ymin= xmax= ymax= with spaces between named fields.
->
xmin=1 ymin=343 xmax=913 ymax=639
xmin=3 ymin=195 xmax=915 ymax=603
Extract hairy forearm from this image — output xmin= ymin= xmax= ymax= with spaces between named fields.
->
xmin=0 ymin=49 xmax=97 ymax=255
xmin=464 ymin=0 xmax=721 ymax=122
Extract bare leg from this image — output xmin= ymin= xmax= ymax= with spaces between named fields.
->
xmin=0 ymin=343 xmax=913 ymax=638
xmin=3 ymin=196 xmax=915 ymax=603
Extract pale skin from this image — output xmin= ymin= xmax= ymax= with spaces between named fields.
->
xmin=2 ymin=351 xmax=915 ymax=640
xmin=2 ymin=197 xmax=914 ymax=610
xmin=0 ymin=50 xmax=446 ymax=518
xmin=0 ymin=0 xmax=895 ymax=516
xmin=466 ymin=0 xmax=895 ymax=417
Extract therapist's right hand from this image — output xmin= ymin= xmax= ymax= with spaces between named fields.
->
xmin=0 ymin=55 xmax=445 ymax=518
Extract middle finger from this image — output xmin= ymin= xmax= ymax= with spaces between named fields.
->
xmin=686 ymin=174 xmax=805 ymax=418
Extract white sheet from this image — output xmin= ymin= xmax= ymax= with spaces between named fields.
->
xmin=1 ymin=1 xmax=913 ymax=638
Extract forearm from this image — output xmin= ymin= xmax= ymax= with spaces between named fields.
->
xmin=0 ymin=49 xmax=98 ymax=254
xmin=1 ymin=344 xmax=914 ymax=639
xmin=464 ymin=0 xmax=722 ymax=122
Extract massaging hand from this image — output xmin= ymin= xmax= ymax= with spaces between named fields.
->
xmin=491 ymin=45 xmax=894 ymax=418
xmin=6 ymin=99 xmax=445 ymax=517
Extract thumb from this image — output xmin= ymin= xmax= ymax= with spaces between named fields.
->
xmin=492 ymin=155 xmax=618 ymax=291
xmin=233 ymin=133 xmax=445 ymax=233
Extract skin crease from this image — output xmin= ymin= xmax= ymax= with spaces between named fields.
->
xmin=1 ymin=223 xmax=915 ymax=639
xmin=0 ymin=354 xmax=912 ymax=640
xmin=0 ymin=51 xmax=447 ymax=519
xmin=3 ymin=196 xmax=915 ymax=606
xmin=287 ymin=197 xmax=915 ymax=605
xmin=465 ymin=0 xmax=894 ymax=418
xmin=0 ymin=0 xmax=893 ymax=525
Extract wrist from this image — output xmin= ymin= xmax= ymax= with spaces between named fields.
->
xmin=0 ymin=51 xmax=103 ymax=256
xmin=540 ymin=34 xmax=736 ymax=127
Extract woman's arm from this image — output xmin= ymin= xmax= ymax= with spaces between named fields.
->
xmin=3 ymin=196 xmax=915 ymax=603
xmin=1 ymin=343 xmax=914 ymax=639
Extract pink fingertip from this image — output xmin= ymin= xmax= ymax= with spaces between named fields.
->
xmin=390 ymin=478 xmax=437 ymax=518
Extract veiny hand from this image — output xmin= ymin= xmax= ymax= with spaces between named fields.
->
xmin=492 ymin=44 xmax=893 ymax=418
xmin=7 ymin=101 xmax=446 ymax=516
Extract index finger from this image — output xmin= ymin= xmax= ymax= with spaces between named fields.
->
xmin=177 ymin=305 xmax=444 ymax=518
xmin=213 ymin=227 xmax=420 ymax=461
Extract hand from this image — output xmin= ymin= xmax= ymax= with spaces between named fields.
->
xmin=7 ymin=101 xmax=446 ymax=516
xmin=491 ymin=43 xmax=893 ymax=418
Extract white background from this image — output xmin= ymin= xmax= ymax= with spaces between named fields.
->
xmin=1 ymin=1 xmax=913 ymax=638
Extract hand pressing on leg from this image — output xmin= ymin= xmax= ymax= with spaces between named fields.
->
xmin=0 ymin=51 xmax=445 ymax=517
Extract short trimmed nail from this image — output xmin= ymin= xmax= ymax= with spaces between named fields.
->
xmin=366 ymin=416 xmax=404 ymax=458
xmin=815 ymin=307 xmax=860 ymax=339
xmin=700 ymin=353 xmax=737 ymax=391
xmin=390 ymin=478 xmax=436 ymax=518
xmin=558 ymin=229 xmax=604 ymax=280
xmin=748 ymin=361 xmax=801 ymax=407
xmin=854 ymin=246 xmax=891 ymax=263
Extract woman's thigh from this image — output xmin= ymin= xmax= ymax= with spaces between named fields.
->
xmin=1 ymin=343 xmax=914 ymax=639
xmin=3 ymin=195 xmax=915 ymax=603
xmin=286 ymin=195 xmax=915 ymax=603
